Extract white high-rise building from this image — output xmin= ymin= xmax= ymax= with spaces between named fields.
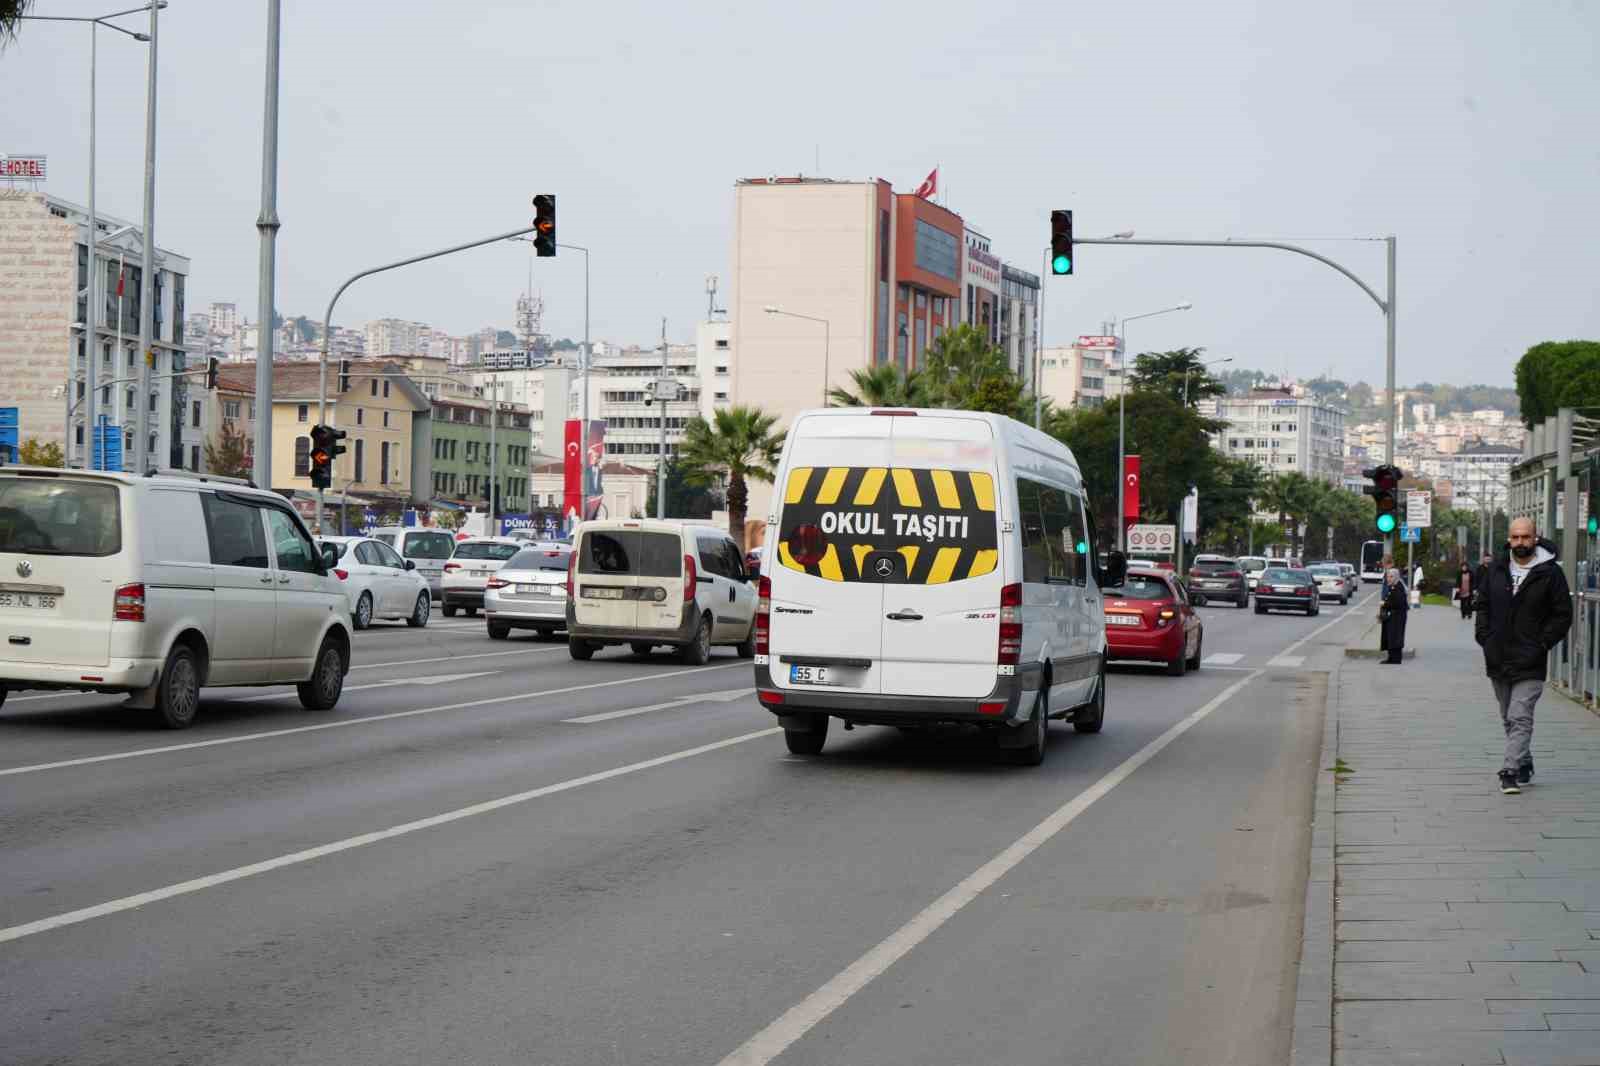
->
xmin=364 ymin=318 xmax=427 ymax=358
xmin=1203 ymin=387 xmax=1346 ymax=485
xmin=208 ymin=301 xmax=237 ymax=335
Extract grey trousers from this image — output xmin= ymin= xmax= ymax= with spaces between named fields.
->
xmin=1493 ymin=678 xmax=1543 ymax=773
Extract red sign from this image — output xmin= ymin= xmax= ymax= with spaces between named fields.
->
xmin=562 ymin=419 xmax=606 ymax=528
xmin=1123 ymin=455 xmax=1141 ymax=521
xmin=1 ymin=156 xmax=47 ymax=179
xmin=1077 ymin=335 xmax=1121 ymax=350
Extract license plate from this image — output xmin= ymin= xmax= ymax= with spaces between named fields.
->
xmin=473 ymin=570 xmax=492 ymax=577
xmin=0 ymin=591 xmax=56 ymax=610
xmin=1274 ymin=586 xmax=1297 ymax=593
xmin=516 ymin=584 xmax=538 ymax=594
xmin=790 ymin=665 xmax=837 ymax=686
xmin=586 ymin=586 xmax=623 ymax=600
xmin=1106 ymin=614 xmax=1141 ymax=626
xmin=541 ymin=585 xmax=564 ymax=597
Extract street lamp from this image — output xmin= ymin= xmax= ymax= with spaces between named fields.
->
xmin=1182 ymin=355 xmax=1233 ymax=407
xmin=763 ymin=306 xmax=831 ymax=405
xmin=1116 ymin=301 xmax=1192 ymax=551
xmin=21 ymin=4 xmax=162 ymax=469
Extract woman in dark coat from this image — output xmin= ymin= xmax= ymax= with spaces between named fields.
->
xmin=1456 ymin=562 xmax=1474 ymax=620
xmin=1380 ymin=567 xmax=1409 ymax=664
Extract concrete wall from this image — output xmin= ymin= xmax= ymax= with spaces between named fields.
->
xmin=0 ymin=191 xmax=74 ymax=451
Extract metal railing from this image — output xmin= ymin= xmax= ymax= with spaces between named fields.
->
xmin=1551 ymin=590 xmax=1600 ymax=709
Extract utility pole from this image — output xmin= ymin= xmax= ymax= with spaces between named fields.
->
xmin=487 ymin=372 xmax=497 ymax=533
xmin=132 ymin=0 xmax=159 ymax=474
xmin=657 ymin=317 xmax=668 ymax=520
xmin=253 ymin=0 xmax=283 ymax=489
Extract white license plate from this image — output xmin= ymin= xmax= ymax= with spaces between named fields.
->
xmin=1106 ymin=614 xmax=1141 ymax=626
xmin=1273 ymin=586 xmax=1298 ymax=593
xmin=516 ymin=584 xmax=538 ymax=594
xmin=586 ymin=587 xmax=624 ymax=600
xmin=473 ymin=570 xmax=492 ymax=577
xmin=790 ymin=665 xmax=838 ymax=686
xmin=0 ymin=591 xmax=57 ymax=610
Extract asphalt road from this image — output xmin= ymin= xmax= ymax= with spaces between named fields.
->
xmin=0 ymin=589 xmax=1379 ymax=1066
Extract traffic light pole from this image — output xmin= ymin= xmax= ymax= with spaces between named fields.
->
xmin=311 ymin=223 xmax=539 ymax=532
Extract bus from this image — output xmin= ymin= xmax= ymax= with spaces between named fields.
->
xmin=1360 ymin=540 xmax=1385 ymax=583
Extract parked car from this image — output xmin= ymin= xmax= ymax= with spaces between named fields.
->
xmin=754 ymin=408 xmax=1126 ymax=764
xmin=566 ymin=520 xmax=757 ymax=664
xmin=0 ymin=467 xmax=351 ymax=728
xmin=1238 ymin=555 xmax=1268 ymax=591
xmin=1186 ymin=554 xmax=1250 ymax=608
xmin=1103 ymin=568 xmax=1204 ymax=676
xmin=1307 ymin=562 xmax=1352 ymax=604
xmin=367 ymin=526 xmax=457 ymax=601
xmin=1253 ymin=567 xmax=1321 ymax=616
xmin=484 ymin=542 xmax=573 ymax=640
xmin=440 ymin=537 xmax=523 ymax=616
xmin=318 ymin=536 xmax=432 ymax=629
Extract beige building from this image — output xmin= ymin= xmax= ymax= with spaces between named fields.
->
xmin=1037 ymin=345 xmax=1109 ymax=410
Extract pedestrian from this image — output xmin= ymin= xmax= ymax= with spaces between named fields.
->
xmin=1456 ymin=562 xmax=1474 ymax=620
xmin=1474 ymin=517 xmax=1573 ymax=795
xmin=1379 ymin=567 xmax=1409 ymax=664
xmin=1474 ymin=553 xmax=1491 ymax=601
xmin=1412 ymin=561 xmax=1426 ymax=608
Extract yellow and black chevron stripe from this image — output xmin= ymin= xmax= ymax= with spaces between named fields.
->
xmin=776 ymin=466 xmax=999 ymax=584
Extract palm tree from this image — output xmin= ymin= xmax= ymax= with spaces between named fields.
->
xmin=675 ymin=405 xmax=785 ymax=552
xmin=827 ymin=364 xmax=927 ymax=408
xmin=1 ymin=1 xmax=34 ymax=46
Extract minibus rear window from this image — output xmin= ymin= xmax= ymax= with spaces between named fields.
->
xmin=0 ymin=478 xmax=121 ymax=557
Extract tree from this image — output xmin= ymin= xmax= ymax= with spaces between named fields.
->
xmin=827 ymin=364 xmax=928 ymax=408
xmin=645 ymin=456 xmax=724 ymax=519
xmin=1126 ymin=347 xmax=1226 ymax=407
xmin=921 ymin=324 xmax=1037 ymax=419
xmin=1516 ymin=340 xmax=1600 ymax=428
xmin=0 ymin=0 xmax=33 ymax=46
xmin=16 ymin=438 xmax=63 ymax=468
xmin=1259 ymin=472 xmax=1327 ymax=558
xmin=203 ymin=420 xmax=253 ymax=480
xmin=495 ymin=329 xmax=517 ymax=348
xmin=675 ymin=406 xmax=784 ymax=552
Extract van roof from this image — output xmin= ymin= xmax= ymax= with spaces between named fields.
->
xmin=577 ymin=518 xmax=720 ymax=536
xmin=788 ymin=407 xmax=1080 ymax=474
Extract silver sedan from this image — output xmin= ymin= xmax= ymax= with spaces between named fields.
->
xmin=483 ymin=543 xmax=573 ymax=640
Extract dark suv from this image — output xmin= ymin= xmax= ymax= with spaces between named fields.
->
xmin=1186 ymin=554 xmax=1250 ymax=608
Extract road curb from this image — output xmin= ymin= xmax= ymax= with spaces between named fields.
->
xmin=1289 ymin=651 xmax=1338 ymax=1066
xmin=1340 ymin=617 xmax=1414 ymax=659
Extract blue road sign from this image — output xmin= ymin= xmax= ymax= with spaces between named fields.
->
xmin=1399 ymin=525 xmax=1421 ymax=543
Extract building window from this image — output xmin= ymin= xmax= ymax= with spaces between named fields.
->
xmin=191 ymin=400 xmax=202 ymax=427
xmin=382 ymin=380 xmax=390 ymax=398
xmin=294 ymin=436 xmax=310 ymax=476
xmin=915 ymin=318 xmax=928 ymax=363
xmin=297 ymin=404 xmax=308 ymax=423
xmin=896 ymin=312 xmax=909 ymax=366
xmin=189 ymin=444 xmax=199 ymax=471
xmin=913 ymin=220 xmax=959 ymax=280
xmin=915 ymin=290 xmax=927 ymax=310
xmin=382 ymin=411 xmax=390 ymax=428
xmin=380 ymin=442 xmax=390 ymax=484
xmin=353 ymin=438 xmax=365 ymax=482
xmin=224 ymin=400 xmax=241 ymax=419
xmin=932 ymin=296 xmax=945 ymax=318
xmin=356 ymin=408 xmax=364 ymax=425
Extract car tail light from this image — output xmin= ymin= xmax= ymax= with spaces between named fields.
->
xmin=758 ymin=689 xmax=785 ymax=706
xmin=1188 ymin=569 xmax=1203 ymax=578
xmin=755 ymin=575 xmax=771 ymax=655
xmin=790 ymin=523 xmax=826 ymax=567
xmin=978 ymin=701 xmax=1006 ymax=716
xmin=333 ymin=568 xmax=349 ymax=581
xmin=1223 ymin=571 xmax=1242 ymax=579
xmin=443 ymin=562 xmax=462 ymax=573
xmin=113 ymin=583 xmax=145 ymax=622
xmin=998 ymin=582 xmax=1023 ymax=667
xmin=1295 ymin=586 xmax=1311 ymax=596
xmin=1158 ymin=608 xmax=1176 ymax=621
xmin=869 ymin=409 xmax=918 ymax=416
xmin=486 ymin=578 xmax=510 ymax=590
xmin=566 ymin=551 xmax=577 ymax=598
xmin=683 ymin=554 xmax=697 ymax=602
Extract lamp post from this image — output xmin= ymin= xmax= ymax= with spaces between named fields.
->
xmin=763 ymin=306 xmax=830 ymax=405
xmin=1182 ymin=355 xmax=1233 ymax=407
xmin=1116 ymin=301 xmax=1192 ymax=551
xmin=19 ymin=5 xmax=159 ymax=469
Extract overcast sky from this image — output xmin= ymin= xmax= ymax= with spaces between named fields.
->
xmin=6 ymin=0 xmax=1596 ymax=386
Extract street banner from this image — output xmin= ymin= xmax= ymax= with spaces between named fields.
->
xmin=1405 ymin=490 xmax=1432 ymax=528
xmin=1123 ymin=455 xmax=1141 ymax=522
xmin=563 ymin=419 xmax=607 ymax=526
xmin=1127 ymin=524 xmax=1176 ymax=554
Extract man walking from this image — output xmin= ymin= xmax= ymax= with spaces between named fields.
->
xmin=1474 ymin=518 xmax=1573 ymax=794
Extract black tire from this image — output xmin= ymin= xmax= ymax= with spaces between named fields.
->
xmin=154 ymin=643 xmax=201 ymax=729
xmin=679 ymin=615 xmax=712 ymax=665
xmin=353 ymin=592 xmax=373 ymax=631
xmin=630 ymin=641 xmax=655 ymax=656
xmin=296 ymin=637 xmax=345 ymax=711
xmin=783 ymin=715 xmax=828 ymax=755
xmin=488 ymin=623 xmax=511 ymax=640
xmin=735 ymin=622 xmax=756 ymax=659
xmin=569 ymin=638 xmax=595 ymax=661
xmin=464 ymin=605 xmax=477 ymax=617
xmin=1074 ymin=662 xmax=1106 ymax=734
xmin=1166 ymin=648 xmax=1187 ymax=677
xmin=442 ymin=604 xmax=458 ymax=618
xmin=0 ymin=687 xmax=7 ymax=710
xmin=1186 ymin=632 xmax=1203 ymax=671
xmin=406 ymin=592 xmax=430 ymax=628
xmin=1000 ymin=689 xmax=1048 ymax=766
xmin=536 ymin=628 xmax=556 ymax=641
xmin=1238 ymin=594 xmax=1249 ymax=609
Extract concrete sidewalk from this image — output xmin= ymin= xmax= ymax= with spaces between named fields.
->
xmin=1301 ymin=602 xmax=1600 ymax=1066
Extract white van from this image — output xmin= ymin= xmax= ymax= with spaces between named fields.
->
xmin=565 ymin=519 xmax=757 ymax=663
xmin=368 ymin=526 xmax=457 ymax=600
xmin=0 ymin=466 xmax=352 ymax=728
xmin=754 ymin=408 xmax=1126 ymax=764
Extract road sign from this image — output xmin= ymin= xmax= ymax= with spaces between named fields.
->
xmin=1399 ymin=525 xmax=1421 ymax=543
xmin=1127 ymin=524 xmax=1176 ymax=554
xmin=648 ymin=378 xmax=682 ymax=403
xmin=1405 ymin=490 xmax=1432 ymax=528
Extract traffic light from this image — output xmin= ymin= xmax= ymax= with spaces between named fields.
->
xmin=205 ymin=357 xmax=219 ymax=389
xmin=532 ymin=194 xmax=556 ymax=257
xmin=309 ymin=425 xmax=333 ymax=489
xmin=1362 ymin=464 xmax=1402 ymax=534
xmin=1050 ymin=209 xmax=1073 ymax=275
xmin=338 ymin=359 xmax=351 ymax=393
xmin=1588 ymin=513 xmax=1597 ymax=537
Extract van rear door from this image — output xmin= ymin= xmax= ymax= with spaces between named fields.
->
xmin=875 ymin=415 xmax=1004 ymax=699
xmin=0 ymin=473 xmax=122 ymax=668
xmin=572 ymin=526 xmax=684 ymax=632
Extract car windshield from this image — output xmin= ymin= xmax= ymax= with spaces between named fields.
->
xmin=452 ymin=541 xmax=520 ymax=561
xmin=1192 ymin=559 xmax=1235 ymax=573
xmin=1105 ymin=576 xmax=1172 ymax=601
xmin=403 ymin=531 xmax=456 ymax=559
xmin=504 ymin=547 xmax=572 ymax=572
xmin=0 ymin=478 xmax=121 ymax=557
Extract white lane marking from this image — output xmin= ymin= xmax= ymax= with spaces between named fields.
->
xmin=1202 ymin=653 xmax=1244 ymax=666
xmin=1266 ymin=655 xmax=1306 ymax=668
xmin=713 ymin=670 xmax=1265 ymax=1066
xmin=563 ymin=688 xmax=754 ymax=724
xmin=0 ymin=662 xmax=749 ymax=779
xmin=228 ymin=671 xmax=496 ymax=703
xmin=0 ymin=726 xmax=781 ymax=946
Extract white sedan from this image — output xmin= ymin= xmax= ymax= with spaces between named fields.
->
xmin=441 ymin=537 xmax=525 ymax=617
xmin=318 ymin=536 xmax=433 ymax=629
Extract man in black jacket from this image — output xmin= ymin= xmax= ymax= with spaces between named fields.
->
xmin=1474 ymin=518 xmax=1573 ymax=794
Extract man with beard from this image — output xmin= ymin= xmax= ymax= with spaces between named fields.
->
xmin=1474 ymin=518 xmax=1573 ymax=794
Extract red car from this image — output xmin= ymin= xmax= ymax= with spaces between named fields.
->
xmin=1103 ymin=568 xmax=1204 ymax=676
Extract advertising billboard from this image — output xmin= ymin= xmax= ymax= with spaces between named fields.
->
xmin=563 ymin=418 xmax=607 ymax=530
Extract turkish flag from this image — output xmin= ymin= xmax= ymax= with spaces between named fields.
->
xmin=914 ymin=167 xmax=938 ymax=200
xmin=1123 ymin=455 xmax=1141 ymax=521
xmin=115 ymin=268 xmax=125 ymax=297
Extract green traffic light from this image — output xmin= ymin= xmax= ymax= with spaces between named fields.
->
xmin=1376 ymin=513 xmax=1397 ymax=534
xmin=1051 ymin=255 xmax=1072 ymax=274
xmin=1588 ymin=516 xmax=1598 ymax=536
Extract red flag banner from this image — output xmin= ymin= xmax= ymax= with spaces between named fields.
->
xmin=1123 ymin=454 xmax=1141 ymax=521
xmin=914 ymin=167 xmax=938 ymax=200
xmin=115 ymin=268 xmax=125 ymax=297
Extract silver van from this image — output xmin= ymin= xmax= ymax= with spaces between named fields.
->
xmin=369 ymin=526 xmax=457 ymax=600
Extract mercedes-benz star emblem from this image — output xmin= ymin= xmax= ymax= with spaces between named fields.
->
xmin=874 ymin=558 xmax=895 ymax=578
xmin=16 ymin=560 xmax=32 ymax=578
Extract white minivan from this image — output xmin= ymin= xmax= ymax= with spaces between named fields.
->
xmin=754 ymin=408 xmax=1126 ymax=764
xmin=0 ymin=466 xmax=352 ymax=728
xmin=565 ymin=520 xmax=757 ymax=663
